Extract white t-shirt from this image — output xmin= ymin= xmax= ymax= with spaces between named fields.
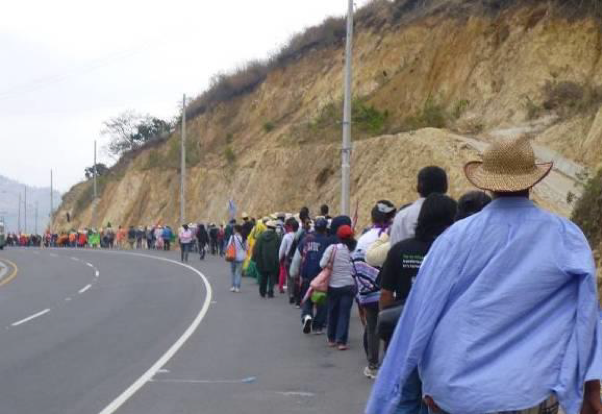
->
xmin=179 ymin=229 xmax=194 ymax=244
xmin=320 ymin=244 xmax=355 ymax=288
xmin=279 ymin=232 xmax=295 ymax=262
xmin=355 ymin=228 xmax=382 ymax=257
xmin=389 ymin=198 xmax=424 ymax=245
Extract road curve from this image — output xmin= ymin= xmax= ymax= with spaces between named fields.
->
xmin=0 ymin=248 xmax=370 ymax=414
xmin=0 ymin=248 xmax=210 ymax=414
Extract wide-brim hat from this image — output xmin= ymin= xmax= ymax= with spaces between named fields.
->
xmin=464 ymin=136 xmax=553 ymax=192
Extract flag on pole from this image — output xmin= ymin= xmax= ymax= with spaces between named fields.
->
xmin=228 ymin=200 xmax=237 ymax=221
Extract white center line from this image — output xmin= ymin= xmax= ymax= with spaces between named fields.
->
xmin=49 ymin=253 xmax=58 ymax=257
xmin=95 ymin=270 xmax=100 ymax=278
xmin=71 ymin=257 xmax=79 ymax=262
xmin=11 ymin=309 xmax=51 ymax=327
xmin=78 ymin=284 xmax=92 ymax=294
xmin=86 ymin=263 xmax=94 ymax=268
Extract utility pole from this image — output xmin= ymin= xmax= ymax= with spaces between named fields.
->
xmin=93 ymin=140 xmax=97 ymax=199
xmin=24 ymin=185 xmax=27 ymax=233
xmin=341 ymin=0 xmax=354 ymax=216
xmin=17 ymin=193 xmax=21 ymax=234
xmin=35 ymin=202 xmax=38 ymax=235
xmin=180 ymin=94 xmax=186 ymax=225
xmin=50 ymin=169 xmax=54 ymax=227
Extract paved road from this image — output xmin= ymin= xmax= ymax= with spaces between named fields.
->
xmin=0 ymin=248 xmax=370 ymax=414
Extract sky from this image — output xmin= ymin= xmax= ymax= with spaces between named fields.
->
xmin=0 ymin=0 xmax=372 ymax=193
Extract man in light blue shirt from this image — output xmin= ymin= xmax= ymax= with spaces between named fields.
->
xmin=367 ymin=136 xmax=602 ymax=414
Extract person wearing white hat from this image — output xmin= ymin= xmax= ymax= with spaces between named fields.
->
xmin=368 ymin=136 xmax=602 ymax=414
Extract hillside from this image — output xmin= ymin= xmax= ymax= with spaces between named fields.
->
xmin=0 ymin=175 xmax=61 ymax=234
xmin=53 ymin=0 xmax=602 ymax=233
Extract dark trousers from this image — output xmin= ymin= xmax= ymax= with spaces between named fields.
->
xmin=259 ymin=271 xmax=276 ymax=297
xmin=362 ymin=302 xmax=380 ymax=368
xmin=163 ymin=240 xmax=170 ymax=251
xmin=300 ymin=280 xmax=327 ymax=330
xmin=327 ymin=286 xmax=355 ymax=345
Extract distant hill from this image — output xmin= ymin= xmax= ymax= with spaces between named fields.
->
xmin=0 ymin=175 xmax=62 ymax=234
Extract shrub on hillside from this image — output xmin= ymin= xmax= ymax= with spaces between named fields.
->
xmin=572 ymin=168 xmax=602 ymax=248
xmin=403 ymin=97 xmax=448 ymax=130
xmin=543 ymin=81 xmax=602 ymax=118
xmin=224 ymin=146 xmax=236 ymax=164
xmin=353 ymin=99 xmax=389 ymax=134
xmin=184 ymin=0 xmax=602 ymax=120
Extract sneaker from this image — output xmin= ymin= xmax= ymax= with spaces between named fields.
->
xmin=234 ymin=287 xmax=240 ymax=293
xmin=313 ymin=328 xmax=324 ymax=336
xmin=327 ymin=340 xmax=337 ymax=347
xmin=229 ymin=287 xmax=236 ymax=292
xmin=363 ymin=366 xmax=378 ymax=380
xmin=302 ymin=315 xmax=312 ymax=334
xmin=337 ymin=344 xmax=348 ymax=351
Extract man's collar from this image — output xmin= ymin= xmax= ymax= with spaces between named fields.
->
xmin=486 ymin=197 xmax=535 ymax=209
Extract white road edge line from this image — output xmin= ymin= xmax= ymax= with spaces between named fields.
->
xmin=78 ymin=284 xmax=92 ymax=294
xmin=11 ymin=309 xmax=51 ymax=327
xmin=97 ymin=252 xmax=213 ymax=414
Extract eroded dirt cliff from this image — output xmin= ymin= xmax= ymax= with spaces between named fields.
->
xmin=53 ymin=1 xmax=602 ymax=231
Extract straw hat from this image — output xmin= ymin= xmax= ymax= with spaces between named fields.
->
xmin=464 ymin=136 xmax=553 ymax=192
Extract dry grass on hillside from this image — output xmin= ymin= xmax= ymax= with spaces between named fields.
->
xmin=186 ymin=0 xmax=602 ymax=121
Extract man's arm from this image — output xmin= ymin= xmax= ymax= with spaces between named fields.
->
xmin=379 ymin=289 xmax=395 ymax=310
xmin=583 ymin=380 xmax=602 ymax=414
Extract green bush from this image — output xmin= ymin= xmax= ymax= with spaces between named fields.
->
xmin=403 ymin=97 xmax=448 ymax=130
xmin=263 ymin=122 xmax=275 ymax=133
xmin=224 ymin=146 xmax=236 ymax=164
xmin=543 ymin=80 xmax=602 ymax=118
xmin=523 ymin=96 xmax=543 ymax=120
xmin=452 ymin=99 xmax=470 ymax=120
xmin=352 ymin=99 xmax=389 ymax=134
xmin=572 ymin=168 xmax=602 ymax=248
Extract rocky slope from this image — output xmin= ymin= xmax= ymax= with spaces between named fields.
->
xmin=53 ymin=1 xmax=602 ymax=232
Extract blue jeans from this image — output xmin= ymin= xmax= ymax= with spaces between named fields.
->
xmin=300 ymin=280 xmax=326 ymax=330
xmin=231 ymin=261 xmax=243 ymax=289
xmin=180 ymin=242 xmax=191 ymax=262
xmin=394 ymin=369 xmax=428 ymax=414
xmin=327 ymin=285 xmax=355 ymax=345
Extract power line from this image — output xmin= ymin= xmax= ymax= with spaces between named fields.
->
xmin=0 ymin=40 xmax=161 ymax=102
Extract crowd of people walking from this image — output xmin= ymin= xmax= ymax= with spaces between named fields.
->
xmin=219 ymin=137 xmax=602 ymax=414
xmin=7 ymin=136 xmax=601 ymax=414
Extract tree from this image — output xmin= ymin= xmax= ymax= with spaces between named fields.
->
xmin=102 ymin=111 xmax=172 ymax=157
xmin=84 ymin=163 xmax=109 ymax=179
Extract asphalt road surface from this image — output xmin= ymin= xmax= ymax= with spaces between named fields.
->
xmin=0 ymin=248 xmax=370 ymax=414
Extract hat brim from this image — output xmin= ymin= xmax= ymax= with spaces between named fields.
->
xmin=464 ymin=161 xmax=553 ymax=192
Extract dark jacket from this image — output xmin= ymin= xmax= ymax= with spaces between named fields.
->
xmin=299 ymin=232 xmax=333 ymax=281
xmin=197 ymin=226 xmax=209 ymax=245
xmin=253 ymin=229 xmax=281 ymax=275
